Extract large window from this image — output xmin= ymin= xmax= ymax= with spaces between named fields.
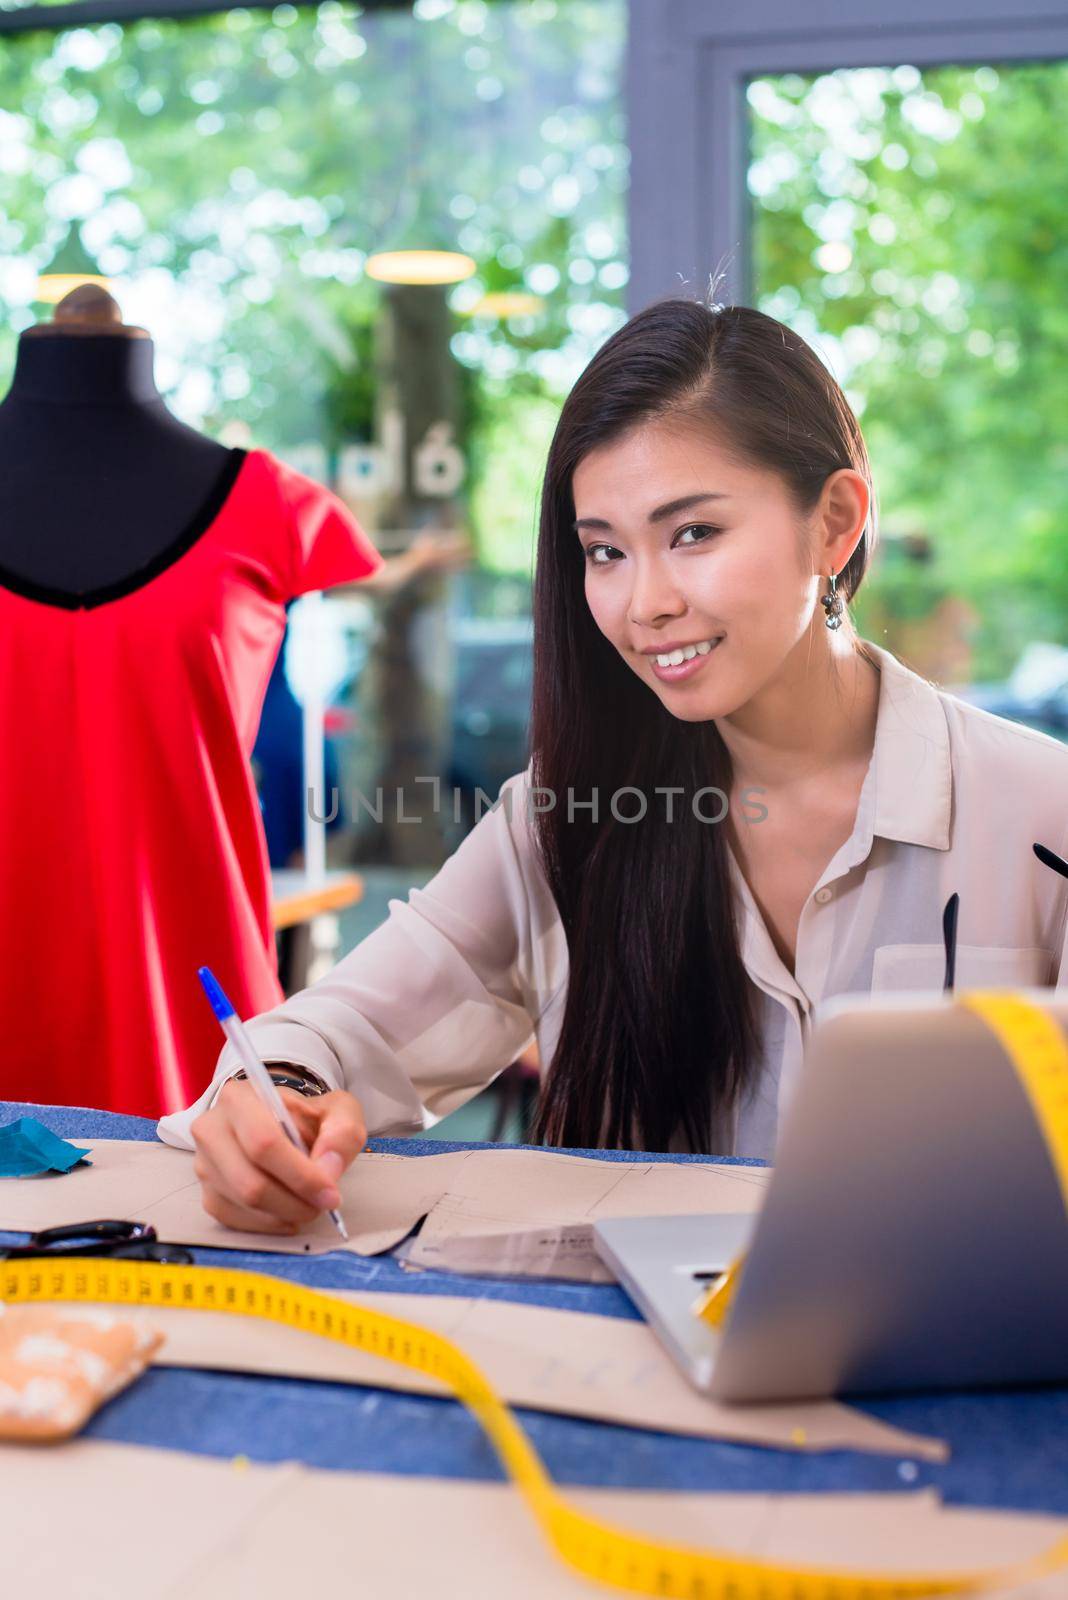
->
xmin=1 ymin=0 xmax=627 ymax=872
xmin=1 ymin=1 xmax=626 ymax=568
xmin=749 ymin=60 xmax=1068 ymax=691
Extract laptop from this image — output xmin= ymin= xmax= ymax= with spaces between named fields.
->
xmin=593 ymin=990 xmax=1068 ymax=1403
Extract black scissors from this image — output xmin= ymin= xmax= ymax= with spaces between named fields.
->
xmin=0 ymin=1219 xmax=194 ymax=1264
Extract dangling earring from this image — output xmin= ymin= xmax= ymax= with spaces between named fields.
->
xmin=820 ymin=570 xmax=844 ymax=631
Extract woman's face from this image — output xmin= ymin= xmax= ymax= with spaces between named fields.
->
xmin=572 ymin=416 xmax=855 ymax=724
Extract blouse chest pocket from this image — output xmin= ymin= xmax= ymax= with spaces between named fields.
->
xmin=871 ymin=942 xmax=1054 ymax=992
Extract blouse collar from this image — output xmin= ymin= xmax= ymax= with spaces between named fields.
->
xmin=862 ymin=643 xmax=953 ymax=853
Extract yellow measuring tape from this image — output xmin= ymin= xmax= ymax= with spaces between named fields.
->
xmin=695 ymin=1253 xmax=743 ymax=1329
xmin=2 ymin=991 xmax=1067 ymax=1599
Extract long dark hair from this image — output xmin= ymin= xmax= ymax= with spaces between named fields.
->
xmin=529 ymin=299 xmax=877 ymax=1151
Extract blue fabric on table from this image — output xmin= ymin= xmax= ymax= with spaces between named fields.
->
xmin=0 ymin=1115 xmax=90 ymax=1176
xmin=2 ymin=1100 xmax=1067 ymax=1516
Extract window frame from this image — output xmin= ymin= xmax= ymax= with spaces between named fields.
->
xmin=626 ymin=0 xmax=1068 ymax=311
xmin=0 ymin=0 xmax=407 ymax=32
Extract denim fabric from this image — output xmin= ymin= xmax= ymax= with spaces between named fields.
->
xmin=2 ymin=1101 xmax=1066 ymax=1514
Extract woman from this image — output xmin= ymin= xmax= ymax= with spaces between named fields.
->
xmin=160 ymin=299 xmax=1068 ymax=1234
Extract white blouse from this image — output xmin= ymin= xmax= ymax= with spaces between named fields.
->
xmin=159 ymin=644 xmax=1068 ymax=1161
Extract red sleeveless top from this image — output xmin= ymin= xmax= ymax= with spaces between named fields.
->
xmin=0 ymin=448 xmax=381 ymax=1116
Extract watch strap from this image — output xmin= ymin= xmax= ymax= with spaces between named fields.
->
xmin=230 ymin=1066 xmax=331 ymax=1099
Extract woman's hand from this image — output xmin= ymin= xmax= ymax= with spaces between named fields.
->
xmin=190 ymin=1077 xmax=367 ymax=1234
xmin=407 ymin=528 xmax=473 ymax=577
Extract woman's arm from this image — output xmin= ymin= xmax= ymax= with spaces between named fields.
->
xmin=331 ymin=530 xmax=473 ymax=598
xmin=158 ymin=771 xmax=542 ymax=1221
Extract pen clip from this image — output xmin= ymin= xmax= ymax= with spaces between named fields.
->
xmin=1034 ymin=841 xmax=1068 ymax=882
xmin=942 ymin=892 xmax=959 ymax=994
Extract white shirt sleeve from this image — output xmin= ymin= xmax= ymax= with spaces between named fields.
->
xmin=157 ymin=772 xmax=541 ymax=1150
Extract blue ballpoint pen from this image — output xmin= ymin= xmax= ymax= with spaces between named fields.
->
xmin=197 ymin=966 xmax=349 ymax=1241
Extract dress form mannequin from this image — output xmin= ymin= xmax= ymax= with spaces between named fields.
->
xmin=0 ymin=283 xmax=233 ymax=597
xmin=0 ymin=285 xmax=383 ymax=1117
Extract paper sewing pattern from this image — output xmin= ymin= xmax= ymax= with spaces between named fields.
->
xmin=0 ymin=1139 xmax=771 ymax=1266
xmin=2 ymin=1440 xmax=1064 ymax=1599
xmin=396 ymin=1221 xmax=619 ymax=1281
xmin=0 ymin=1140 xmax=943 ymax=1461
xmin=72 ymin=1287 xmax=947 ymax=1462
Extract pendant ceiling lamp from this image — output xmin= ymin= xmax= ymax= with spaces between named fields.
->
xmin=470 ymin=292 xmax=544 ymax=318
xmin=367 ymin=249 xmax=475 ymax=286
xmin=36 ymin=225 xmax=111 ymax=304
xmin=365 ymin=14 xmax=476 ymax=289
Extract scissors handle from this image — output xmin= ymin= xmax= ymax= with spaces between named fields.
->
xmin=0 ymin=1219 xmax=194 ymax=1264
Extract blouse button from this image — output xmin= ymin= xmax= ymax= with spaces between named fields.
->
xmin=814 ymin=886 xmax=834 ymax=905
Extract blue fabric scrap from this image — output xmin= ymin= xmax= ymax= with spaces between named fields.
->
xmin=0 ymin=1116 xmax=91 ymax=1176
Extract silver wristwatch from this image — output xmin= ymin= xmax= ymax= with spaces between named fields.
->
xmin=231 ymin=1065 xmax=330 ymax=1098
